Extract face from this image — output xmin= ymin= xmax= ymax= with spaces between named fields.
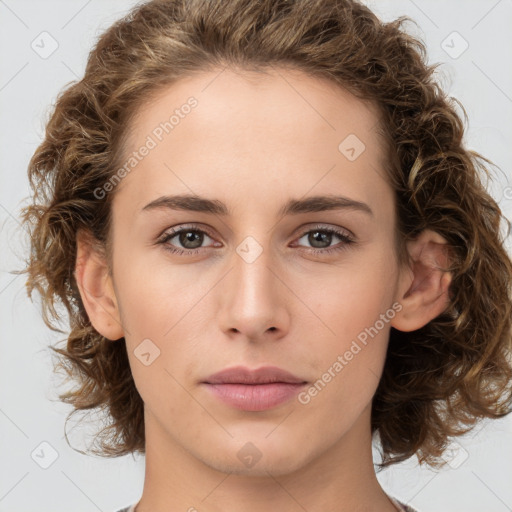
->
xmin=106 ymin=66 xmax=403 ymax=476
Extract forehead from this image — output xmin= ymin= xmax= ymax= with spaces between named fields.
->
xmin=126 ymin=66 xmax=384 ymax=149
xmin=114 ymin=66 xmax=391 ymax=216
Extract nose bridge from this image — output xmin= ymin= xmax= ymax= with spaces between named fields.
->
xmin=219 ymin=235 xmax=289 ymax=338
xmin=235 ymin=238 xmax=274 ymax=301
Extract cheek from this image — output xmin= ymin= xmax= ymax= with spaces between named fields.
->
xmin=304 ymin=257 xmax=395 ymax=341
xmin=297 ymin=289 xmax=393 ymax=429
xmin=113 ymin=250 xmax=208 ymax=383
xmin=299 ymin=250 xmax=397 ymax=388
xmin=113 ymin=246 xmax=204 ymax=334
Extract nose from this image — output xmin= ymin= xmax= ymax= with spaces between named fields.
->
xmin=217 ymin=242 xmax=291 ymax=342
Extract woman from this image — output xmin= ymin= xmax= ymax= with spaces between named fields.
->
xmin=20 ymin=0 xmax=512 ymax=511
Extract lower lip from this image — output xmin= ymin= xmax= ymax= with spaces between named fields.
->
xmin=203 ymin=382 xmax=307 ymax=411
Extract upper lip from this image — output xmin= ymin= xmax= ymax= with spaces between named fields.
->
xmin=203 ymin=365 xmax=307 ymax=385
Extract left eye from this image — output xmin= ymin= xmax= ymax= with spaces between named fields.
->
xmin=294 ymin=227 xmax=354 ymax=251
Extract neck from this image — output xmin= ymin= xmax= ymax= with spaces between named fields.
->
xmin=134 ymin=403 xmax=399 ymax=512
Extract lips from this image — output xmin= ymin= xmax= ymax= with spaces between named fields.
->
xmin=203 ymin=365 xmax=307 ymax=385
xmin=202 ymin=366 xmax=307 ymax=411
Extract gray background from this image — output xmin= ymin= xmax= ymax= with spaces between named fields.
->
xmin=1 ymin=1 xmax=511 ymax=511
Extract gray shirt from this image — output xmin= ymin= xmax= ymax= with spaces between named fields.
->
xmin=115 ymin=495 xmax=419 ymax=511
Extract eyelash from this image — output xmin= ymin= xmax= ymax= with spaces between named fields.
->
xmin=156 ymin=224 xmax=355 ymax=256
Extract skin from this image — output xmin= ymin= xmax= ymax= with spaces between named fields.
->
xmin=75 ymin=66 xmax=453 ymax=512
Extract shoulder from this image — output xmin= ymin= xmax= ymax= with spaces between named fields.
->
xmin=114 ymin=506 xmax=136 ymax=512
xmin=399 ymin=504 xmax=420 ymax=512
xmin=389 ymin=495 xmax=420 ymax=512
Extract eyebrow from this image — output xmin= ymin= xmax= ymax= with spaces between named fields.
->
xmin=141 ymin=194 xmax=374 ymax=218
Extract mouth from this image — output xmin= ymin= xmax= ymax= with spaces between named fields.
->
xmin=202 ymin=365 xmax=308 ymax=411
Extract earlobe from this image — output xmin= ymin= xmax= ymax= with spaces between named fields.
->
xmin=391 ymin=229 xmax=453 ymax=332
xmin=74 ymin=229 xmax=124 ymax=341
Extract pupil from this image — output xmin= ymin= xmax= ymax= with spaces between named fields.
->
xmin=180 ymin=231 xmax=202 ymax=249
xmin=310 ymin=231 xmax=331 ymax=248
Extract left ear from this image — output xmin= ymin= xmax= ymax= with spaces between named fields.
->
xmin=391 ymin=229 xmax=453 ymax=332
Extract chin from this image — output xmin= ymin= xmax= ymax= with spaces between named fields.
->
xmin=205 ymin=455 xmax=310 ymax=478
xmin=198 ymin=436 xmax=314 ymax=478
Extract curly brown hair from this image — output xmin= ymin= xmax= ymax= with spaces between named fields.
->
xmin=19 ymin=0 xmax=512 ymax=469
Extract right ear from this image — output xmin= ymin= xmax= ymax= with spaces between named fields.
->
xmin=74 ymin=229 xmax=124 ymax=341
